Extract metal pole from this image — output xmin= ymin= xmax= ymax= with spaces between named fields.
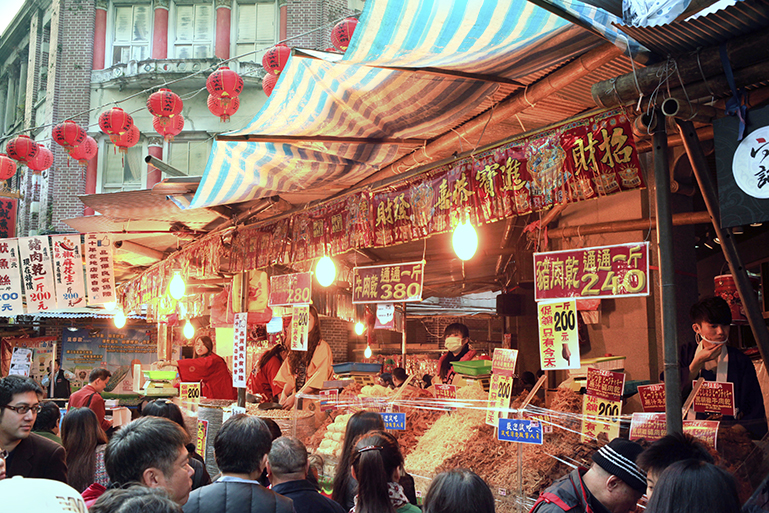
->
xmin=653 ymin=113 xmax=683 ymax=434
xmin=675 ymin=119 xmax=769 ymax=369
xmin=402 ymin=303 xmax=407 ymax=369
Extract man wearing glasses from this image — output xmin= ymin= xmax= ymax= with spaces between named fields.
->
xmin=0 ymin=375 xmax=67 ymax=482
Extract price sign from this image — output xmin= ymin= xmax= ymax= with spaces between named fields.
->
xmin=320 ymin=389 xmax=338 ymax=411
xmin=683 ymin=420 xmax=719 ymax=449
xmin=485 ymin=374 xmax=514 ymax=426
xmin=693 ymin=381 xmax=735 ymax=417
xmin=434 ymin=384 xmax=457 ymax=411
xmin=497 ymin=418 xmax=543 ymax=444
xmin=380 ymin=412 xmax=406 ymax=430
xmin=196 ymin=419 xmax=209 ymax=462
xmin=491 ymin=348 xmax=518 ymax=377
xmin=638 ymin=383 xmax=666 ymax=412
xmin=538 ymin=299 xmax=579 ymax=370
xmin=524 ymin=412 xmax=553 ymax=434
xmin=581 ymin=394 xmax=621 ymax=442
xmin=629 ymin=412 xmax=667 ymax=441
xmin=269 ymin=272 xmax=312 ymax=306
xmin=291 ymin=304 xmax=309 ymax=351
xmin=352 ymin=261 xmax=425 ymax=304
xmin=586 ymin=368 xmax=626 ymax=402
xmin=180 ymin=382 xmax=201 ymax=403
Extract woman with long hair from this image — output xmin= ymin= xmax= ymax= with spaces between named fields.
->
xmin=332 ymin=411 xmax=387 ymax=510
xmin=247 ymin=343 xmax=286 ymax=402
xmin=61 ymin=407 xmax=109 ymax=493
xmin=163 ymin=335 xmax=236 ymax=400
xmin=350 ymin=431 xmax=420 ymax=513
xmin=645 ymin=460 xmax=740 ymax=513
xmin=141 ymin=399 xmax=211 ymax=490
xmin=274 ymin=305 xmax=334 ymax=409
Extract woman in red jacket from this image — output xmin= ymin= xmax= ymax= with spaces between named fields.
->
xmin=165 ymin=336 xmax=236 ymax=400
xmin=247 ymin=343 xmax=286 ymax=402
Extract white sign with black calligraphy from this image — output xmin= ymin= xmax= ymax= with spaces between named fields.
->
xmin=51 ymin=235 xmax=86 ymax=310
xmin=85 ymin=233 xmax=116 ymax=305
xmin=0 ymin=239 xmax=25 ymax=316
xmin=19 ymin=236 xmax=57 ymax=313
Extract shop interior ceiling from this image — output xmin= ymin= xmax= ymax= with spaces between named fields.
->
xmin=64 ymin=0 xmax=769 ymax=300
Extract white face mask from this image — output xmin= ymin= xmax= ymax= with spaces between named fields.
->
xmin=701 ymin=336 xmax=728 ymax=345
xmin=444 ymin=336 xmax=464 ymax=353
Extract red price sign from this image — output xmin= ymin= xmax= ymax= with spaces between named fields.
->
xmin=629 ymin=412 xmax=666 ymax=441
xmin=683 ymin=420 xmax=720 ymax=449
xmin=586 ymin=368 xmax=626 ymax=402
xmin=352 ymin=261 xmax=424 ymax=303
xmin=693 ymin=381 xmax=735 ymax=416
xmin=434 ymin=384 xmax=457 ymax=411
xmin=320 ymin=389 xmax=338 ymax=412
xmin=491 ymin=348 xmax=518 ymax=377
xmin=269 ymin=272 xmax=312 ymax=306
xmin=638 ymin=383 xmax=666 ymax=412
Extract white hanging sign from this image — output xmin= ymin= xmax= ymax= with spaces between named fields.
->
xmin=51 ymin=235 xmax=86 ymax=309
xmin=232 ymin=312 xmax=248 ymax=387
xmin=85 ymin=233 xmax=116 ymax=305
xmin=19 ymin=236 xmax=57 ymax=313
xmin=0 ymin=239 xmax=25 ymax=316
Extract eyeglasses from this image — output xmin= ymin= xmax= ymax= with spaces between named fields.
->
xmin=3 ymin=404 xmax=42 ymax=415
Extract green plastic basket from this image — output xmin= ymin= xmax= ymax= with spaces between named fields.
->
xmin=451 ymin=360 xmax=493 ymax=376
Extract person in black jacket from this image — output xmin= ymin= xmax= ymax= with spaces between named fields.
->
xmin=183 ymin=415 xmax=293 ymax=513
xmin=268 ymin=436 xmax=345 ymax=513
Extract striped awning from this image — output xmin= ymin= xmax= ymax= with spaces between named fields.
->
xmin=190 ymin=0 xmax=640 ymax=210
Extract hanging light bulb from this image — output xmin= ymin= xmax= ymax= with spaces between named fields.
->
xmin=364 ymin=345 xmax=372 ymax=358
xmin=315 ymin=255 xmax=336 ymax=287
xmin=354 ymin=321 xmax=365 ymax=336
xmin=452 ymin=219 xmax=478 ymax=260
xmin=114 ymin=309 xmax=127 ymax=329
xmin=184 ymin=319 xmax=195 ymax=339
xmin=169 ymin=271 xmax=185 ymax=299
xmin=104 ymin=301 xmax=116 ymax=311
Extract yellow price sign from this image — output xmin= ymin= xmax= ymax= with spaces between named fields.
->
xmin=485 ymin=374 xmax=515 ymax=427
xmin=196 ymin=419 xmax=208 ymax=463
xmin=580 ymin=394 xmax=621 ymax=442
xmin=180 ymin=382 xmax=201 ymax=403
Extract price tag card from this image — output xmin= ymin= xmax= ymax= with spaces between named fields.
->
xmin=586 ymin=368 xmax=626 ymax=402
xmin=638 ymin=383 xmax=666 ymax=412
xmin=491 ymin=348 xmax=519 ymax=377
xmin=180 ymin=382 xmax=201 ymax=403
xmin=320 ymin=389 xmax=338 ymax=412
xmin=291 ymin=305 xmax=310 ymax=351
xmin=629 ymin=412 xmax=667 ymax=441
xmin=580 ymin=394 xmax=621 ymax=442
xmin=196 ymin=419 xmax=209 ymax=462
xmin=434 ymin=384 xmax=457 ymax=411
xmin=232 ymin=406 xmax=246 ymax=416
xmin=538 ymin=299 xmax=579 ymax=370
xmin=380 ymin=412 xmax=406 ymax=430
xmin=683 ymin=420 xmax=720 ymax=449
xmin=497 ymin=418 xmax=543 ymax=444
xmin=524 ymin=412 xmax=553 ymax=434
xmin=269 ymin=272 xmax=312 ymax=306
xmin=692 ymin=381 xmax=735 ymax=417
xmin=485 ymin=374 xmax=514 ymax=427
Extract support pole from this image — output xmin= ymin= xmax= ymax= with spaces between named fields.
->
xmin=675 ymin=119 xmax=769 ymax=369
xmin=402 ymin=303 xmax=407 ymax=370
xmin=653 ymin=112 xmax=683 ymax=434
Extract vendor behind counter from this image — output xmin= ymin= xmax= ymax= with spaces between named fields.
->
xmin=161 ymin=336 xmax=237 ymax=401
xmin=437 ymin=323 xmax=477 ymax=385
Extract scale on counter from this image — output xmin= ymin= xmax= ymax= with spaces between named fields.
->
xmin=141 ymin=370 xmax=178 ymax=396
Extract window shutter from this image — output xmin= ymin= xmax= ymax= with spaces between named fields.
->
xmin=133 ymin=5 xmax=150 ymax=42
xmin=238 ymin=4 xmax=257 ymax=42
xmin=176 ymin=5 xmax=194 ymax=42
xmin=194 ymin=4 xmax=212 ymax=41
xmin=256 ymin=3 xmax=275 ymax=43
xmin=114 ymin=7 xmax=132 ymax=42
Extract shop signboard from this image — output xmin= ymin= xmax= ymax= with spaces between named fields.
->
xmin=586 ymin=368 xmax=626 ymax=402
xmin=320 ymin=389 xmax=338 ymax=411
xmin=692 ymin=381 xmax=735 ymax=417
xmin=381 ymin=412 xmax=406 ymax=430
xmin=486 ymin=373 xmax=515 ymax=427
xmin=581 ymin=394 xmax=622 ymax=442
xmin=0 ymin=239 xmax=24 ymax=316
xmin=290 ymin=305 xmax=309 ymax=351
xmin=533 ymin=242 xmax=649 ymax=302
xmin=497 ymin=418 xmax=543 ymax=444
xmin=196 ymin=419 xmax=209 ymax=462
xmin=84 ymin=233 xmax=116 ymax=305
xmin=538 ymin=299 xmax=579 ymax=370
xmin=638 ymin=383 xmax=666 ymax=412
xmin=180 ymin=382 xmax=201 ymax=404
xmin=491 ymin=348 xmax=518 ymax=377
xmin=232 ymin=313 xmax=248 ymax=387
xmin=19 ymin=236 xmax=57 ymax=313
xmin=629 ymin=412 xmax=667 ymax=441
xmin=683 ymin=420 xmax=719 ymax=449
xmin=352 ymin=261 xmax=424 ymax=303
xmin=51 ymin=235 xmax=86 ymax=310
xmin=269 ymin=272 xmax=312 ymax=306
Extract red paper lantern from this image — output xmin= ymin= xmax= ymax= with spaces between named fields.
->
xmin=0 ymin=154 xmax=17 ymax=180
xmin=331 ymin=17 xmax=358 ymax=52
xmin=262 ymin=43 xmax=291 ymax=76
xmin=207 ymin=95 xmax=240 ymax=122
xmin=26 ymin=144 xmax=54 ymax=172
xmin=6 ymin=135 xmax=39 ymax=162
xmin=68 ymin=136 xmax=98 ymax=165
xmin=262 ymin=73 xmax=278 ymax=97
xmin=147 ymin=88 xmax=183 ymax=123
xmin=99 ymin=107 xmax=134 ymax=136
xmin=52 ymin=120 xmax=87 ymax=150
xmin=153 ymin=114 xmax=184 ymax=142
xmin=110 ymin=125 xmax=141 ymax=153
xmin=206 ymin=66 xmax=244 ymax=107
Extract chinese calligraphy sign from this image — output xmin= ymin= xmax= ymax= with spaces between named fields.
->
xmin=538 ymin=299 xmax=579 ymax=370
xmin=232 ymin=312 xmax=248 ymax=387
xmin=352 ymin=262 xmax=424 ymax=304
xmin=0 ymin=239 xmax=24 ymax=316
xmin=51 ymin=235 xmax=86 ymax=310
xmin=84 ymin=233 xmax=116 ymax=305
xmin=19 ymin=236 xmax=57 ymax=313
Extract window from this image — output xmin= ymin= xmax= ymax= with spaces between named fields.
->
xmin=113 ymin=4 xmax=151 ymax=64
xmin=173 ymin=3 xmax=213 ymax=59
xmin=167 ymin=139 xmax=212 ymax=177
xmin=235 ymin=1 xmax=277 ymax=61
xmin=101 ymin=143 xmax=144 ymax=193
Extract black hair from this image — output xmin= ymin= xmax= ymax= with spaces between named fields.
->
xmin=89 ymin=368 xmax=112 ymax=383
xmin=196 ymin=336 xmax=214 ymax=356
xmin=332 ymin=411 xmax=386 ymax=505
xmin=62 ymin=407 xmax=109 ymax=492
xmin=352 ymin=431 xmax=403 ymax=513
xmin=423 ymin=468 xmax=496 ymax=513
xmin=33 ymin=400 xmax=61 ymax=432
xmin=257 ymin=343 xmax=285 ymax=373
xmin=268 ymin=436 xmax=308 ymax=476
xmin=521 ymin=371 xmax=537 ymax=387
xmin=392 ymin=367 xmax=407 ymax=383
xmin=637 ymin=432 xmax=714 ymax=475
xmin=379 ymin=373 xmax=394 ymax=388
xmin=443 ymin=323 xmax=470 ymax=339
xmin=214 ymin=414 xmax=272 ymax=474
xmin=287 ymin=305 xmax=322 ymax=374
xmin=422 ymin=374 xmax=433 ymax=388
xmin=0 ymin=375 xmax=43 ymax=411
xmin=142 ymin=399 xmax=188 ymax=435
xmin=645 ymin=460 xmax=740 ymax=513
xmin=90 ymin=485 xmax=182 ymax=513
xmin=105 ymin=416 xmax=189 ymax=486
xmin=690 ymin=297 xmax=732 ymax=326
xmin=262 ymin=417 xmax=282 ymax=440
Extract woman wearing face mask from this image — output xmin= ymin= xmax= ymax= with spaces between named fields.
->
xmin=678 ymin=296 xmax=767 ymax=438
xmin=437 ymin=323 xmax=477 ymax=384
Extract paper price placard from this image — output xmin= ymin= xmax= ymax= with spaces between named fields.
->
xmin=180 ymin=382 xmax=201 ymax=403
xmin=629 ymin=412 xmax=667 ymax=441
xmin=434 ymin=383 xmax=457 ymax=411
xmin=498 ymin=418 xmax=543 ymax=444
xmin=684 ymin=420 xmax=719 ymax=449
xmin=381 ymin=412 xmax=406 ymax=430
xmin=291 ymin=304 xmax=310 ymax=351
xmin=538 ymin=299 xmax=579 ymax=370
xmin=232 ymin=313 xmax=248 ymax=387
xmin=196 ymin=419 xmax=209 ymax=462
xmin=486 ymin=374 xmax=514 ymax=426
xmin=581 ymin=394 xmax=621 ymax=442
xmin=638 ymin=383 xmax=666 ymax=412
xmin=692 ymin=381 xmax=735 ymax=417
xmin=491 ymin=348 xmax=518 ymax=377
xmin=586 ymin=368 xmax=626 ymax=402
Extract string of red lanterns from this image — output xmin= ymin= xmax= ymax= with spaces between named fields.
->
xmin=68 ymin=136 xmax=98 ymax=166
xmin=207 ymin=95 xmax=239 ymax=123
xmin=147 ymin=88 xmax=184 ymax=126
xmin=6 ymin=135 xmax=39 ymax=163
xmin=52 ymin=120 xmax=87 ymax=150
xmin=99 ymin=107 xmax=134 ymax=136
xmin=110 ymin=125 xmax=141 ymax=153
xmin=26 ymin=144 xmax=54 ymax=173
xmin=153 ymin=115 xmax=184 ymax=142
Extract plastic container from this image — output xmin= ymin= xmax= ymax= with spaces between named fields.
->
xmin=332 ymin=362 xmax=382 ymax=374
xmin=451 ymin=360 xmax=493 ymax=376
xmin=143 ymin=370 xmax=178 ymax=381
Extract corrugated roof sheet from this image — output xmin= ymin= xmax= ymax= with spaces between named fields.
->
xmin=615 ymin=0 xmax=769 ymax=57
